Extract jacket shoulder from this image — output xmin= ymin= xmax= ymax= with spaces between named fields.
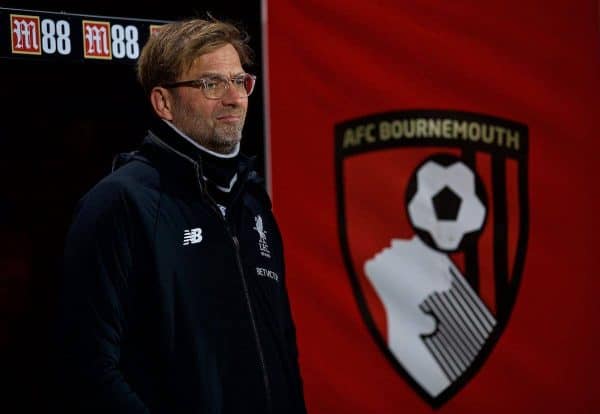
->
xmin=73 ymin=155 xmax=160 ymax=222
xmin=244 ymin=171 xmax=272 ymax=211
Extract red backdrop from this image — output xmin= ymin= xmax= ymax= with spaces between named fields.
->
xmin=267 ymin=0 xmax=600 ymax=411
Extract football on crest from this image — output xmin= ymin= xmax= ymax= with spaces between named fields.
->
xmin=406 ymin=154 xmax=488 ymax=252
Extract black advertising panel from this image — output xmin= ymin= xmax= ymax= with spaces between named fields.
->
xmin=0 ymin=7 xmax=169 ymax=64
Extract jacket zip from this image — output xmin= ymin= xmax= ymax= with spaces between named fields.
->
xmin=147 ymin=132 xmax=273 ymax=411
xmin=193 ymin=163 xmax=273 ymax=414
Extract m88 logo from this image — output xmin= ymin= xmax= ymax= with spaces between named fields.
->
xmin=11 ymin=14 xmax=71 ymax=56
xmin=83 ymin=20 xmax=140 ymax=60
xmin=9 ymin=13 xmax=142 ymax=60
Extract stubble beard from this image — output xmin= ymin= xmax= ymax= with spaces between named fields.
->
xmin=207 ymin=115 xmax=245 ymax=154
xmin=177 ymin=105 xmax=246 ymax=155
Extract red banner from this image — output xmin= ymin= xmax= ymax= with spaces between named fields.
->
xmin=267 ymin=0 xmax=600 ymax=411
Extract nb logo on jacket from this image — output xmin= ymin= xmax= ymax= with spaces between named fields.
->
xmin=183 ymin=228 xmax=203 ymax=245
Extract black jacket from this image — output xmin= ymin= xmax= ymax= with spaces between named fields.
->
xmin=56 ymin=122 xmax=306 ymax=414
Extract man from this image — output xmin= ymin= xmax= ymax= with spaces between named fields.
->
xmin=56 ymin=17 xmax=306 ymax=414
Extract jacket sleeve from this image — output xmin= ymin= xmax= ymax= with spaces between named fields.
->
xmin=55 ymin=181 xmax=149 ymax=414
xmin=274 ymin=216 xmax=308 ymax=414
xmin=281 ymin=278 xmax=308 ymax=414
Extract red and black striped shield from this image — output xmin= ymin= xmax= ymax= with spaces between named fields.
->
xmin=335 ymin=110 xmax=529 ymax=407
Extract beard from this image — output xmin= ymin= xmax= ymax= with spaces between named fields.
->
xmin=173 ymin=100 xmax=247 ymax=154
xmin=208 ymin=114 xmax=245 ymax=153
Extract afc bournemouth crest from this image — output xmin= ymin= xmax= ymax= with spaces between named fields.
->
xmin=335 ymin=110 xmax=529 ymax=407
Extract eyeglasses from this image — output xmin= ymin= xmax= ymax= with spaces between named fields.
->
xmin=162 ymin=73 xmax=257 ymax=100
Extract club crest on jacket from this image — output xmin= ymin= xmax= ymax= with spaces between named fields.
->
xmin=253 ymin=215 xmax=271 ymax=258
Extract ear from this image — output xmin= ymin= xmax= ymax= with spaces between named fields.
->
xmin=150 ymin=87 xmax=174 ymax=120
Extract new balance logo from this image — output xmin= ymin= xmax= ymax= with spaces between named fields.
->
xmin=183 ymin=228 xmax=203 ymax=245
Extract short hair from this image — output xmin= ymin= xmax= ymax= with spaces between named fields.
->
xmin=136 ymin=17 xmax=254 ymax=95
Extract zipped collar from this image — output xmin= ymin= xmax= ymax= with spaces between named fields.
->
xmin=149 ymin=118 xmax=241 ymax=165
xmin=163 ymin=119 xmax=241 ymax=160
xmin=137 ymin=117 xmax=257 ymax=195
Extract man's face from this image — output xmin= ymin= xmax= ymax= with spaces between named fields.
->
xmin=168 ymin=43 xmax=248 ymax=154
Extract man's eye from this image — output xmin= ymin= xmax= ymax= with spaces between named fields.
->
xmin=203 ymin=79 xmax=221 ymax=89
xmin=232 ymin=77 xmax=245 ymax=86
